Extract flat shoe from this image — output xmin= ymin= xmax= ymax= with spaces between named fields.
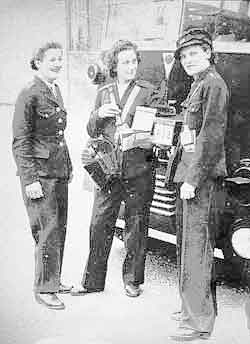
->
xmin=70 ymin=286 xmax=103 ymax=296
xmin=171 ymin=311 xmax=189 ymax=322
xmin=34 ymin=293 xmax=65 ymax=310
xmin=124 ymin=284 xmax=142 ymax=297
xmin=170 ymin=327 xmax=211 ymax=341
xmin=58 ymin=283 xmax=73 ymax=294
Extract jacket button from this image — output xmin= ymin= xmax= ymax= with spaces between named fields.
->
xmin=58 ymin=118 xmax=63 ymax=123
xmin=58 ymin=130 xmax=63 ymax=135
xmin=56 ymin=107 xmax=60 ymax=112
xmin=59 ymin=141 xmax=64 ymax=147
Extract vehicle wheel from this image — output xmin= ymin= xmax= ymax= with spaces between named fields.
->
xmin=229 ymin=218 xmax=250 ymax=287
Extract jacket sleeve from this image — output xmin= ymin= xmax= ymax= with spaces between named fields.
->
xmin=86 ymin=90 xmax=104 ymax=138
xmin=185 ymin=80 xmax=228 ymax=188
xmin=12 ymin=89 xmax=40 ymax=186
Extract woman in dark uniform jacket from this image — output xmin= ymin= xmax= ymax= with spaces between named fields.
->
xmin=168 ymin=28 xmax=229 ymax=341
xmin=12 ymin=42 xmax=73 ymax=310
xmin=71 ymin=40 xmax=155 ymax=298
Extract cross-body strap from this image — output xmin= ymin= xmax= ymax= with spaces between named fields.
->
xmin=119 ymin=85 xmax=141 ymax=124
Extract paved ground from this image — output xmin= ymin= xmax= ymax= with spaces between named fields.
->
xmin=1 ymin=104 xmax=250 ymax=344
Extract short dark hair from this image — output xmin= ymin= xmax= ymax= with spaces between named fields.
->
xmin=105 ymin=40 xmax=141 ymax=78
xmin=30 ymin=41 xmax=63 ymax=70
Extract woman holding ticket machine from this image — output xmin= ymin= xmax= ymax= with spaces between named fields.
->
xmin=168 ymin=28 xmax=229 ymax=341
xmin=71 ymin=40 xmax=156 ymax=298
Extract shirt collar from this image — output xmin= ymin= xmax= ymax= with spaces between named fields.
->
xmin=36 ymin=74 xmax=57 ymax=93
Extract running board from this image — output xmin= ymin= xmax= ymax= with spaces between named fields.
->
xmin=116 ymin=219 xmax=224 ymax=259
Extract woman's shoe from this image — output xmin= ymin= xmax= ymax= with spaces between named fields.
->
xmin=124 ymin=283 xmax=142 ymax=297
xmin=169 ymin=327 xmax=211 ymax=341
xmin=34 ymin=292 xmax=65 ymax=310
xmin=171 ymin=311 xmax=189 ymax=321
xmin=70 ymin=286 xmax=104 ymax=296
xmin=58 ymin=283 xmax=73 ymax=294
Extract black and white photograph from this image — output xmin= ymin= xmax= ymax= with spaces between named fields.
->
xmin=2 ymin=0 xmax=250 ymax=343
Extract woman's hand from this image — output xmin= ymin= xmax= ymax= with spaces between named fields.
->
xmin=25 ymin=181 xmax=44 ymax=199
xmin=98 ymin=103 xmax=121 ymax=119
xmin=180 ymin=182 xmax=195 ymax=200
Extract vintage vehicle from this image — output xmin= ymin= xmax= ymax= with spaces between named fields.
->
xmin=67 ymin=0 xmax=250 ymax=283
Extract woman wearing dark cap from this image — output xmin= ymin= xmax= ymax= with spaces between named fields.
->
xmin=12 ymin=42 xmax=73 ymax=310
xmin=71 ymin=39 xmax=155 ymax=298
xmin=167 ymin=28 xmax=229 ymax=341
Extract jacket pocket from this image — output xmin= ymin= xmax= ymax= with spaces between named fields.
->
xmin=36 ymin=101 xmax=56 ymax=118
xmin=187 ymin=101 xmax=203 ymax=131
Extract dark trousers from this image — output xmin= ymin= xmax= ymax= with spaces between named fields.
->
xmin=21 ymin=178 xmax=68 ymax=293
xmin=82 ymin=170 xmax=154 ymax=290
xmin=175 ymin=179 xmax=218 ymax=333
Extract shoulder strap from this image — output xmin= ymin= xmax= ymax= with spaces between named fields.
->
xmin=120 ymin=85 xmax=141 ymax=123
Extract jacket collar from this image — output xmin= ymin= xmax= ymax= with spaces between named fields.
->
xmin=34 ymin=75 xmax=64 ymax=108
xmin=193 ymin=65 xmax=215 ymax=84
xmin=114 ymin=79 xmax=136 ymax=108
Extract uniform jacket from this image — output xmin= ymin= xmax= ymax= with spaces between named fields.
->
xmin=174 ymin=65 xmax=229 ymax=188
xmin=87 ymin=79 xmax=155 ymax=179
xmin=12 ymin=76 xmax=72 ymax=186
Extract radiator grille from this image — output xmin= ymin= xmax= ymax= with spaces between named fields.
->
xmin=150 ymin=174 xmax=176 ymax=217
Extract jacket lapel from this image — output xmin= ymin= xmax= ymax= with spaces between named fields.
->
xmin=54 ymin=84 xmax=64 ymax=108
xmin=111 ymin=82 xmax=120 ymax=107
xmin=112 ymin=80 xmax=136 ymax=109
xmin=120 ymin=80 xmax=136 ymax=108
xmin=34 ymin=76 xmax=65 ymax=109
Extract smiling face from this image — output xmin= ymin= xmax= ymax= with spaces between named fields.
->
xmin=180 ymin=44 xmax=211 ymax=77
xmin=35 ymin=48 xmax=63 ymax=83
xmin=116 ymin=48 xmax=138 ymax=83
